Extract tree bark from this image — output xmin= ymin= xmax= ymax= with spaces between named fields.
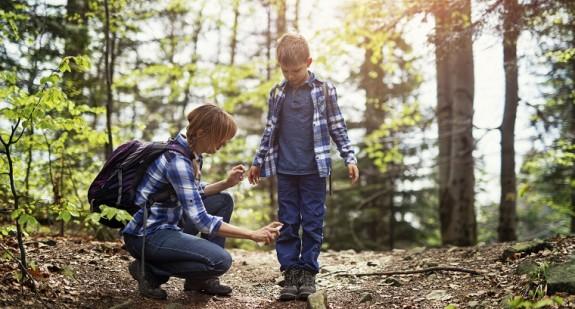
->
xmin=434 ymin=2 xmax=454 ymax=244
xmin=293 ymin=0 xmax=300 ymax=31
xmin=498 ymin=0 xmax=520 ymax=242
xmin=276 ymin=0 xmax=286 ymax=37
xmin=571 ymin=31 xmax=575 ymax=234
xmin=230 ymin=0 xmax=240 ymax=66
xmin=359 ymin=44 xmax=394 ymax=249
xmin=435 ymin=0 xmax=477 ymax=246
xmin=103 ymin=0 xmax=114 ymax=158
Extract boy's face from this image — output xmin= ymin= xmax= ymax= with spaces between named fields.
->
xmin=280 ymin=57 xmax=312 ymax=87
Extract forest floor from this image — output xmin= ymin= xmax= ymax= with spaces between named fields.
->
xmin=1 ymin=234 xmax=574 ymax=309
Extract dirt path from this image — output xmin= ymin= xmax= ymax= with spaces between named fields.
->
xmin=1 ymin=235 xmax=574 ymax=308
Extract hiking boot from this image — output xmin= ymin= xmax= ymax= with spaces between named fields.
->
xmin=128 ymin=260 xmax=167 ymax=300
xmin=184 ymin=278 xmax=232 ymax=296
xmin=298 ymin=269 xmax=316 ymax=299
xmin=279 ymin=268 xmax=300 ymax=301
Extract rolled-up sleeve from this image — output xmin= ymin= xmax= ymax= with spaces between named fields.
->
xmin=165 ymin=155 xmax=222 ymax=235
xmin=252 ymin=88 xmax=276 ymax=167
xmin=325 ymin=83 xmax=357 ymax=165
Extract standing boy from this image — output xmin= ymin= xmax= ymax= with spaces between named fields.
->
xmin=248 ymin=33 xmax=359 ymax=300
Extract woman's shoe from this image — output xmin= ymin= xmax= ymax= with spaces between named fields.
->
xmin=128 ymin=260 xmax=167 ymax=300
xmin=184 ymin=278 xmax=232 ymax=296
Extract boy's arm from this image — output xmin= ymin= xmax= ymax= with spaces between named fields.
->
xmin=251 ymin=88 xmax=277 ymax=167
xmin=325 ymin=82 xmax=357 ymax=166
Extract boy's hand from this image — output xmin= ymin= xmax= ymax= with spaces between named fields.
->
xmin=248 ymin=166 xmax=261 ymax=185
xmin=225 ymin=164 xmax=245 ymax=187
xmin=348 ymin=164 xmax=359 ymax=185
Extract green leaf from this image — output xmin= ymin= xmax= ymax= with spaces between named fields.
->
xmin=59 ymin=57 xmax=71 ymax=73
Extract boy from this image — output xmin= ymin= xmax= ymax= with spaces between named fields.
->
xmin=248 ymin=33 xmax=359 ymax=301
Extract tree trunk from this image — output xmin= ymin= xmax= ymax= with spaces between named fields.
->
xmin=266 ymin=2 xmax=272 ymax=79
xmin=293 ymin=0 xmax=300 ymax=31
xmin=180 ymin=5 xmax=204 ymax=122
xmin=230 ymin=0 xmax=240 ymax=66
xmin=2 ymin=138 xmax=29 ymax=285
xmin=360 ymin=44 xmax=393 ymax=249
xmin=571 ymin=32 xmax=575 ymax=234
xmin=276 ymin=0 xmax=286 ymax=37
xmin=434 ymin=2 xmax=454 ymax=244
xmin=103 ymin=0 xmax=114 ymax=158
xmin=435 ymin=0 xmax=477 ymax=246
xmin=64 ymin=0 xmax=89 ymax=104
xmin=498 ymin=0 xmax=520 ymax=242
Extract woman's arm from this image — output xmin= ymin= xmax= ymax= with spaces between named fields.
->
xmin=216 ymin=221 xmax=282 ymax=244
xmin=203 ymin=164 xmax=245 ymax=196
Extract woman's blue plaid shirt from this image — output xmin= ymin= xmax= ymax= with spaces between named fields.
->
xmin=122 ymin=134 xmax=222 ymax=237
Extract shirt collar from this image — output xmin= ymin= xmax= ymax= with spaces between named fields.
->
xmin=280 ymin=71 xmax=317 ymax=90
xmin=304 ymin=71 xmax=316 ymax=87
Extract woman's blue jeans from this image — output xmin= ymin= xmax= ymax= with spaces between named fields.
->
xmin=123 ymin=192 xmax=234 ymax=284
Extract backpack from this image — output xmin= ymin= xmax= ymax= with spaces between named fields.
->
xmin=88 ymin=139 xmax=187 ymax=228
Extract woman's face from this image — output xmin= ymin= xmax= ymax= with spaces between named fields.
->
xmin=195 ymin=132 xmax=230 ymax=154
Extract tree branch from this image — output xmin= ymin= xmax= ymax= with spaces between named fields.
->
xmin=336 ymin=266 xmax=482 ymax=277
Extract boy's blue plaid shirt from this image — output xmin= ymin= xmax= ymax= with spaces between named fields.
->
xmin=252 ymin=72 xmax=357 ymax=177
xmin=122 ymin=133 xmax=222 ymax=237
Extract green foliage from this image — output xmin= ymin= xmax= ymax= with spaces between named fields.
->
xmin=97 ymin=205 xmax=133 ymax=225
xmin=1 ymin=56 xmax=106 ymax=235
xmin=518 ymin=141 xmax=573 ymax=238
xmin=505 ymin=261 xmax=563 ymax=309
xmin=0 ymin=225 xmax=17 ymax=239
xmin=365 ymin=103 xmax=424 ymax=172
xmin=0 ymin=3 xmax=29 ymax=40
xmin=505 ymin=295 xmax=563 ymax=309
xmin=518 ymin=0 xmax=575 ymax=239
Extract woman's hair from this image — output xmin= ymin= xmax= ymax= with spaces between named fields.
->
xmin=186 ymin=103 xmax=237 ymax=152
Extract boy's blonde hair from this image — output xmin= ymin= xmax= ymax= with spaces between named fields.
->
xmin=186 ymin=103 xmax=237 ymax=152
xmin=276 ymin=32 xmax=310 ymax=66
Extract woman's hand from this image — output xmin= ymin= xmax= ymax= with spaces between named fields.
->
xmin=225 ymin=164 xmax=246 ymax=187
xmin=250 ymin=222 xmax=283 ymax=244
xmin=248 ymin=165 xmax=261 ymax=185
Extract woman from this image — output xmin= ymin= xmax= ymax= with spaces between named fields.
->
xmin=122 ymin=103 xmax=282 ymax=299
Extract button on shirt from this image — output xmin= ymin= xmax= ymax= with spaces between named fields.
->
xmin=122 ymin=133 xmax=223 ymax=237
xmin=277 ymin=81 xmax=318 ymax=175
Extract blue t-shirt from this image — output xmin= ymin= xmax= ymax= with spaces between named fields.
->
xmin=277 ymin=82 xmax=317 ymax=175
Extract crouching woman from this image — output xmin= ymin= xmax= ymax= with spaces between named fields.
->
xmin=122 ymin=103 xmax=281 ymax=299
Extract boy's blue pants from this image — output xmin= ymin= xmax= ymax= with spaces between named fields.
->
xmin=276 ymin=173 xmax=326 ymax=274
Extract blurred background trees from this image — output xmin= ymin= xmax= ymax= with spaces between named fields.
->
xmin=0 ymin=0 xmax=573 ymax=256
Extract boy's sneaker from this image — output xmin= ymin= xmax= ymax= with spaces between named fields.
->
xmin=279 ymin=268 xmax=300 ymax=301
xmin=128 ymin=260 xmax=167 ymax=300
xmin=298 ymin=269 xmax=316 ymax=299
xmin=184 ymin=278 xmax=232 ymax=296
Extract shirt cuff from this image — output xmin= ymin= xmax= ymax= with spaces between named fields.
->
xmin=209 ymin=216 xmax=224 ymax=235
xmin=345 ymin=155 xmax=357 ymax=166
xmin=252 ymin=157 xmax=263 ymax=167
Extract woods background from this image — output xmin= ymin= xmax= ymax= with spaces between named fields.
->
xmin=0 ymin=0 xmax=573 ymax=259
